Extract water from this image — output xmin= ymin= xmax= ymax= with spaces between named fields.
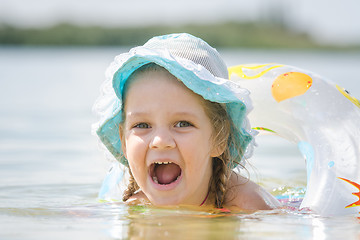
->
xmin=1 ymin=46 xmax=360 ymax=239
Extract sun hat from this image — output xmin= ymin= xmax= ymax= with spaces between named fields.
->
xmin=93 ymin=33 xmax=255 ymax=168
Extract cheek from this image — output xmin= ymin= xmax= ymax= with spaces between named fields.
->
xmin=128 ymin=160 xmax=144 ymax=181
xmin=182 ymin=136 xmax=213 ymax=169
xmin=124 ymin=135 xmax=147 ymax=162
xmin=126 ymin=137 xmax=148 ymax=184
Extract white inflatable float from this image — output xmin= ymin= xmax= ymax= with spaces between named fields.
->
xmin=229 ymin=63 xmax=360 ymax=217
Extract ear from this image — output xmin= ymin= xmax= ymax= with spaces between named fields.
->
xmin=119 ymin=125 xmax=127 ymax=158
xmin=210 ymin=142 xmax=226 ymax=158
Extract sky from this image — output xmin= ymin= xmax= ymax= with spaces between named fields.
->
xmin=0 ymin=0 xmax=360 ymax=45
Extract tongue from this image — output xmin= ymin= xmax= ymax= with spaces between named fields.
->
xmin=155 ymin=163 xmax=181 ymax=184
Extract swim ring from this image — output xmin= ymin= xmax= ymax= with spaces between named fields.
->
xmin=229 ymin=64 xmax=360 ymax=217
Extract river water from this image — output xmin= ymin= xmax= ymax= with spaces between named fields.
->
xmin=0 ymin=46 xmax=360 ymax=239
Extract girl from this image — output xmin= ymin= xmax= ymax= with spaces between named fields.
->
xmin=93 ymin=33 xmax=280 ymax=210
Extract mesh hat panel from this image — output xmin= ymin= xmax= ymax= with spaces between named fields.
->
xmin=144 ymin=35 xmax=228 ymax=79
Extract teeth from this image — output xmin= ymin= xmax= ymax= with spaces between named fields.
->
xmin=152 ymin=175 xmax=180 ymax=185
xmin=155 ymin=161 xmax=172 ymax=165
xmin=152 ymin=176 xmax=159 ymax=184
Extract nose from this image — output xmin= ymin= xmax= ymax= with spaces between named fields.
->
xmin=149 ymin=128 xmax=176 ymax=149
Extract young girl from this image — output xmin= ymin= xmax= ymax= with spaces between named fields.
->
xmin=93 ymin=33 xmax=280 ymax=210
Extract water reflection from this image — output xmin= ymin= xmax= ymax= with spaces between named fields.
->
xmin=121 ymin=206 xmax=249 ymax=239
xmin=98 ymin=204 xmax=360 ymax=239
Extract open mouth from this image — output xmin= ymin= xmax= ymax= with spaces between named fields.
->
xmin=149 ymin=162 xmax=182 ymax=185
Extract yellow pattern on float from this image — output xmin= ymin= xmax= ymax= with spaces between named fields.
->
xmin=228 ymin=64 xmax=283 ymax=79
xmin=272 ymin=72 xmax=312 ymax=102
xmin=336 ymin=85 xmax=360 ymax=108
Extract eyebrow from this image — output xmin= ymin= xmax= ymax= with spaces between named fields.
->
xmin=126 ymin=111 xmax=148 ymax=117
xmin=172 ymin=112 xmax=199 ymax=118
xmin=126 ymin=111 xmax=199 ymax=118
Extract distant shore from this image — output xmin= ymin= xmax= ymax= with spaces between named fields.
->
xmin=0 ymin=22 xmax=359 ymax=50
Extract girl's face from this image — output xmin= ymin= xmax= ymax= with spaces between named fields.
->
xmin=121 ymin=70 xmax=221 ymax=206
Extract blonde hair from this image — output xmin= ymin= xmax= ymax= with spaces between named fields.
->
xmin=121 ymin=63 xmax=246 ymax=207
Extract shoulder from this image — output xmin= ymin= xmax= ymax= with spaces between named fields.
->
xmin=224 ymin=173 xmax=280 ymax=210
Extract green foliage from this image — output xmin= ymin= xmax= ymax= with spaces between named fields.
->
xmin=0 ymin=22 xmax=355 ymax=49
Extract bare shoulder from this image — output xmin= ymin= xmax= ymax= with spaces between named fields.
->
xmin=224 ymin=172 xmax=280 ymax=210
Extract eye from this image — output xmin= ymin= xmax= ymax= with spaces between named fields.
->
xmin=175 ymin=121 xmax=193 ymax=128
xmin=134 ymin=122 xmax=150 ymax=129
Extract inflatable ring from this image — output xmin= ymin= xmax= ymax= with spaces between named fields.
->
xmin=229 ymin=64 xmax=360 ymax=217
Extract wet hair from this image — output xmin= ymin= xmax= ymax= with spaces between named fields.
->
xmin=121 ymin=63 xmax=245 ymax=208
